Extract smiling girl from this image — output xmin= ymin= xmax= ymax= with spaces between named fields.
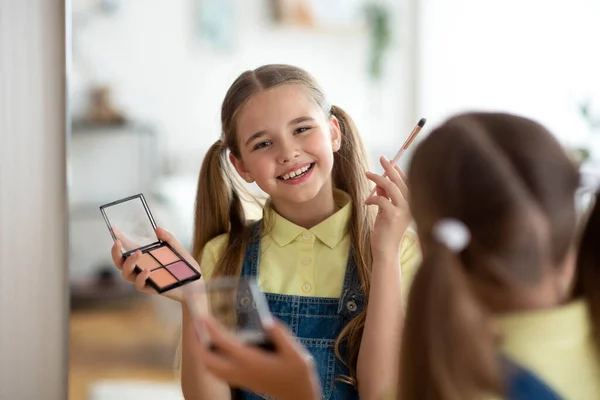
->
xmin=113 ymin=64 xmax=420 ymax=399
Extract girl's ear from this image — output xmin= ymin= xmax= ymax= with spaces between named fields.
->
xmin=329 ymin=116 xmax=342 ymax=152
xmin=229 ymin=153 xmax=254 ymax=183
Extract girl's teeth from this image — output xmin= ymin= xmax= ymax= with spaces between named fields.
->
xmin=280 ymin=164 xmax=312 ymax=180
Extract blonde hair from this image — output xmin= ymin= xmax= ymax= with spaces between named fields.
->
xmin=184 ymin=64 xmax=375 ymax=386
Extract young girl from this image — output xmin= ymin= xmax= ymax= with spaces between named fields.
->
xmin=111 ymin=64 xmax=420 ymax=399
xmin=191 ymin=112 xmax=600 ymax=400
xmin=401 ymin=112 xmax=600 ymax=399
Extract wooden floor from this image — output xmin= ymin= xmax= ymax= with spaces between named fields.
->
xmin=69 ymin=297 xmax=180 ymax=400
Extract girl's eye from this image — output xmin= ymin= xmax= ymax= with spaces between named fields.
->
xmin=253 ymin=141 xmax=271 ymax=150
xmin=295 ymin=126 xmax=311 ymax=134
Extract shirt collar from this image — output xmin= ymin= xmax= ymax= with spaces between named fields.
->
xmin=498 ymin=299 xmax=591 ymax=345
xmin=265 ymin=189 xmax=351 ymax=249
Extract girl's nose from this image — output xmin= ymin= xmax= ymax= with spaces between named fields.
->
xmin=277 ymin=143 xmax=300 ymax=164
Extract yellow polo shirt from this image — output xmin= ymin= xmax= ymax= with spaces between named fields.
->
xmin=497 ymin=299 xmax=600 ymax=399
xmin=378 ymin=300 xmax=600 ymax=400
xmin=200 ymin=190 xmax=421 ymax=301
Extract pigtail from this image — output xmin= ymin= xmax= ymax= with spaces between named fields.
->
xmin=575 ymin=189 xmax=600 ymax=350
xmin=175 ymin=139 xmax=254 ymax=376
xmin=401 ymin=241 xmax=502 ymax=400
xmin=330 ymin=105 xmax=376 ymax=386
xmin=176 ymin=139 xmax=232 ymax=375
xmin=191 ymin=140 xmax=232 ymax=261
xmin=191 ymin=139 xmax=254 ymax=279
xmin=330 ymin=105 xmax=374 ymax=274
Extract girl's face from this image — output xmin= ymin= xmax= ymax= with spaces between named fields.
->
xmin=230 ymin=84 xmax=341 ymax=206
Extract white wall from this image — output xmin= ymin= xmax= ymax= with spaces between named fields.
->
xmin=70 ymin=0 xmax=415 ymax=175
xmin=416 ymin=0 xmax=600 ymax=150
xmin=0 ymin=0 xmax=68 ymax=399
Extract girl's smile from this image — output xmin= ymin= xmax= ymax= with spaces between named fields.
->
xmin=276 ymin=162 xmax=315 ymax=184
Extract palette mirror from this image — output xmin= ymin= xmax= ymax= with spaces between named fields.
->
xmin=101 ymin=194 xmax=158 ymax=253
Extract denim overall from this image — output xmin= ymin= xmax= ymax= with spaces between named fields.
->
xmin=236 ymin=221 xmax=362 ymax=400
xmin=503 ymin=356 xmax=564 ymax=400
xmin=229 ymin=222 xmax=561 ymax=400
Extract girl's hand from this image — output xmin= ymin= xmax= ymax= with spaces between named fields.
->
xmin=110 ymin=227 xmax=203 ymax=303
xmin=195 ymin=316 xmax=321 ymax=400
xmin=365 ymin=156 xmax=412 ymax=261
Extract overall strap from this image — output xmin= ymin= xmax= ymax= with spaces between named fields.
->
xmin=240 ymin=220 xmax=262 ymax=277
xmin=502 ymin=355 xmax=564 ymax=400
xmin=337 ymin=251 xmax=365 ymax=315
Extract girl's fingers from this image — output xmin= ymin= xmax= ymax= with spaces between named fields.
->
xmin=121 ymin=250 xmax=141 ymax=282
xmin=365 ymin=172 xmax=403 ymax=206
xmin=201 ymin=317 xmax=247 ymax=359
xmin=111 ymin=240 xmax=124 ymax=270
xmin=267 ymin=321 xmax=311 ymax=361
xmin=265 ymin=321 xmax=293 ymax=353
xmin=364 ymin=195 xmax=397 ymax=215
xmin=198 ymin=319 xmax=304 ymax=388
xmin=379 ymin=157 xmax=409 ymax=201
xmin=395 ymin=164 xmax=407 ymax=181
xmin=380 ymin=157 xmax=404 ymax=187
xmin=112 ymin=227 xmax=141 ymax=252
xmin=393 ymin=165 xmax=409 ymax=200
xmin=202 ymin=317 xmax=278 ymax=366
xmin=135 ymin=268 xmax=154 ymax=293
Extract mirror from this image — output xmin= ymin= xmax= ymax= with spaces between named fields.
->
xmin=67 ymin=1 xmax=600 ymax=399
xmin=67 ymin=0 xmax=409 ymax=398
xmin=100 ymin=194 xmax=160 ymax=254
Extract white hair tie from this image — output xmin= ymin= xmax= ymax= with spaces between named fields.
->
xmin=432 ymin=218 xmax=471 ymax=253
xmin=579 ymin=169 xmax=600 ymax=193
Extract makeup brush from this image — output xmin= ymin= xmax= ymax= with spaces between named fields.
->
xmin=367 ymin=117 xmax=426 ymax=198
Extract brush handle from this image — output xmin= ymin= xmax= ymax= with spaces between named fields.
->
xmin=367 ymin=149 xmax=406 ymax=198
xmin=366 ymin=117 xmax=426 ymax=199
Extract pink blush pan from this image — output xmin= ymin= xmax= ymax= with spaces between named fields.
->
xmin=167 ymin=261 xmax=197 ymax=281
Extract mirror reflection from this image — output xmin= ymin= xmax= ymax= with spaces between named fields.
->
xmin=67 ymin=1 xmax=600 ymax=399
xmin=68 ymin=1 xmax=406 ymax=399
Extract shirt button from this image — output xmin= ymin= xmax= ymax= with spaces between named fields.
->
xmin=301 ymin=257 xmax=311 ymax=265
xmin=302 ymin=232 xmax=311 ymax=240
xmin=302 ymin=283 xmax=312 ymax=293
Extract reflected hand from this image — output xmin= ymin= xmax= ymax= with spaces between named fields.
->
xmin=195 ymin=316 xmax=321 ymax=400
xmin=111 ymin=226 xmax=140 ymax=252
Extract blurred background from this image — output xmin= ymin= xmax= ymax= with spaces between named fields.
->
xmin=67 ymin=0 xmax=600 ymax=399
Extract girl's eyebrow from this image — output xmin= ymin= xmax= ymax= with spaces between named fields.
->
xmin=245 ymin=131 xmax=266 ymax=147
xmin=288 ymin=116 xmax=314 ymax=125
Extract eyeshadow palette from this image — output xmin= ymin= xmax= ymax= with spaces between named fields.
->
xmin=100 ymin=193 xmax=201 ymax=293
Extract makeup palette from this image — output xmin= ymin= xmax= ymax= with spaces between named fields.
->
xmin=100 ymin=193 xmax=201 ymax=293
